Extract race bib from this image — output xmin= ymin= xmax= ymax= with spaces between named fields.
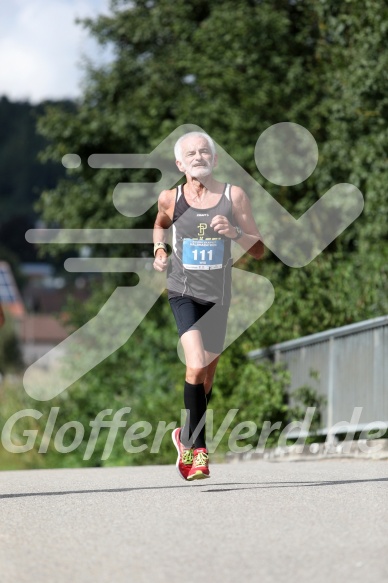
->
xmin=182 ymin=238 xmax=224 ymax=270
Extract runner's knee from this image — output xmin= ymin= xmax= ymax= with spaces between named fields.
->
xmin=186 ymin=367 xmax=206 ymax=384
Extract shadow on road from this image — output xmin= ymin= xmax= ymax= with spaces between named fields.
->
xmin=1 ymin=477 xmax=388 ymax=499
xmin=203 ymin=476 xmax=388 ymax=493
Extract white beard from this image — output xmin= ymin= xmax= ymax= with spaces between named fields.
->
xmin=189 ymin=166 xmax=212 ymax=179
xmin=183 ymin=160 xmax=213 ymax=179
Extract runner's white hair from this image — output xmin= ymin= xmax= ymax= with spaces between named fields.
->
xmin=174 ymin=132 xmax=216 ymax=162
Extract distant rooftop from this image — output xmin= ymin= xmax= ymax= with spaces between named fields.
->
xmin=0 ymin=261 xmax=25 ymax=316
xmin=19 ymin=314 xmax=69 ymax=343
xmin=20 ymin=263 xmax=54 ymax=276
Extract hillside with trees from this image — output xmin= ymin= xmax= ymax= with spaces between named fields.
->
xmin=0 ymin=96 xmax=71 ymax=262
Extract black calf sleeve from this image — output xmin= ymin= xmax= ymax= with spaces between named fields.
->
xmin=181 ymin=381 xmax=207 ymax=449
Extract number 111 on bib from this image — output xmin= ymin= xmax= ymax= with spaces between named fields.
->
xmin=182 ymin=239 xmax=224 ymax=270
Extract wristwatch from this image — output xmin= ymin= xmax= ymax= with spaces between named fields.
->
xmin=232 ymin=226 xmax=243 ymax=240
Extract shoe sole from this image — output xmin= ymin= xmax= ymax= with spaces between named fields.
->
xmin=172 ymin=429 xmax=189 ymax=481
xmin=187 ymin=470 xmax=210 ymax=481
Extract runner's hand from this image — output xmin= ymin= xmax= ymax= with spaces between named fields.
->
xmin=210 ymin=215 xmax=236 ymax=238
xmin=153 ymin=250 xmax=169 ymax=272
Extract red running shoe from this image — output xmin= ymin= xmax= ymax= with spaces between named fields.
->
xmin=172 ymin=428 xmax=194 ymax=481
xmin=187 ymin=448 xmax=210 ymax=481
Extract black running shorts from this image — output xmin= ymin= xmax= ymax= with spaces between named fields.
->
xmin=169 ymin=296 xmax=229 ymax=354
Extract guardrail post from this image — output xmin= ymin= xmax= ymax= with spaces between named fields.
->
xmin=327 ymin=336 xmax=335 ymax=429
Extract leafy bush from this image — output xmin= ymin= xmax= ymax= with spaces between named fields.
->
xmin=0 ymin=310 xmax=23 ymax=375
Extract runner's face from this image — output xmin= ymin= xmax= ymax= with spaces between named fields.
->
xmin=178 ymin=137 xmax=215 ymax=179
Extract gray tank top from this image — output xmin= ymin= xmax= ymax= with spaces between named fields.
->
xmin=167 ymin=183 xmax=234 ymax=305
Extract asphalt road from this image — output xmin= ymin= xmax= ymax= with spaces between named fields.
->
xmin=1 ymin=459 xmax=387 ymax=583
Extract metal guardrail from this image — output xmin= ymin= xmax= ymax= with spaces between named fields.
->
xmin=248 ymin=315 xmax=388 ymax=432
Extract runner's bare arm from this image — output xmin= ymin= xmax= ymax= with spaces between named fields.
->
xmin=210 ymin=187 xmax=264 ymax=259
xmin=153 ymin=189 xmax=174 ymax=272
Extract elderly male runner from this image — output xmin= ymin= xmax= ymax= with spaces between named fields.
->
xmin=153 ymin=132 xmax=264 ymax=481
